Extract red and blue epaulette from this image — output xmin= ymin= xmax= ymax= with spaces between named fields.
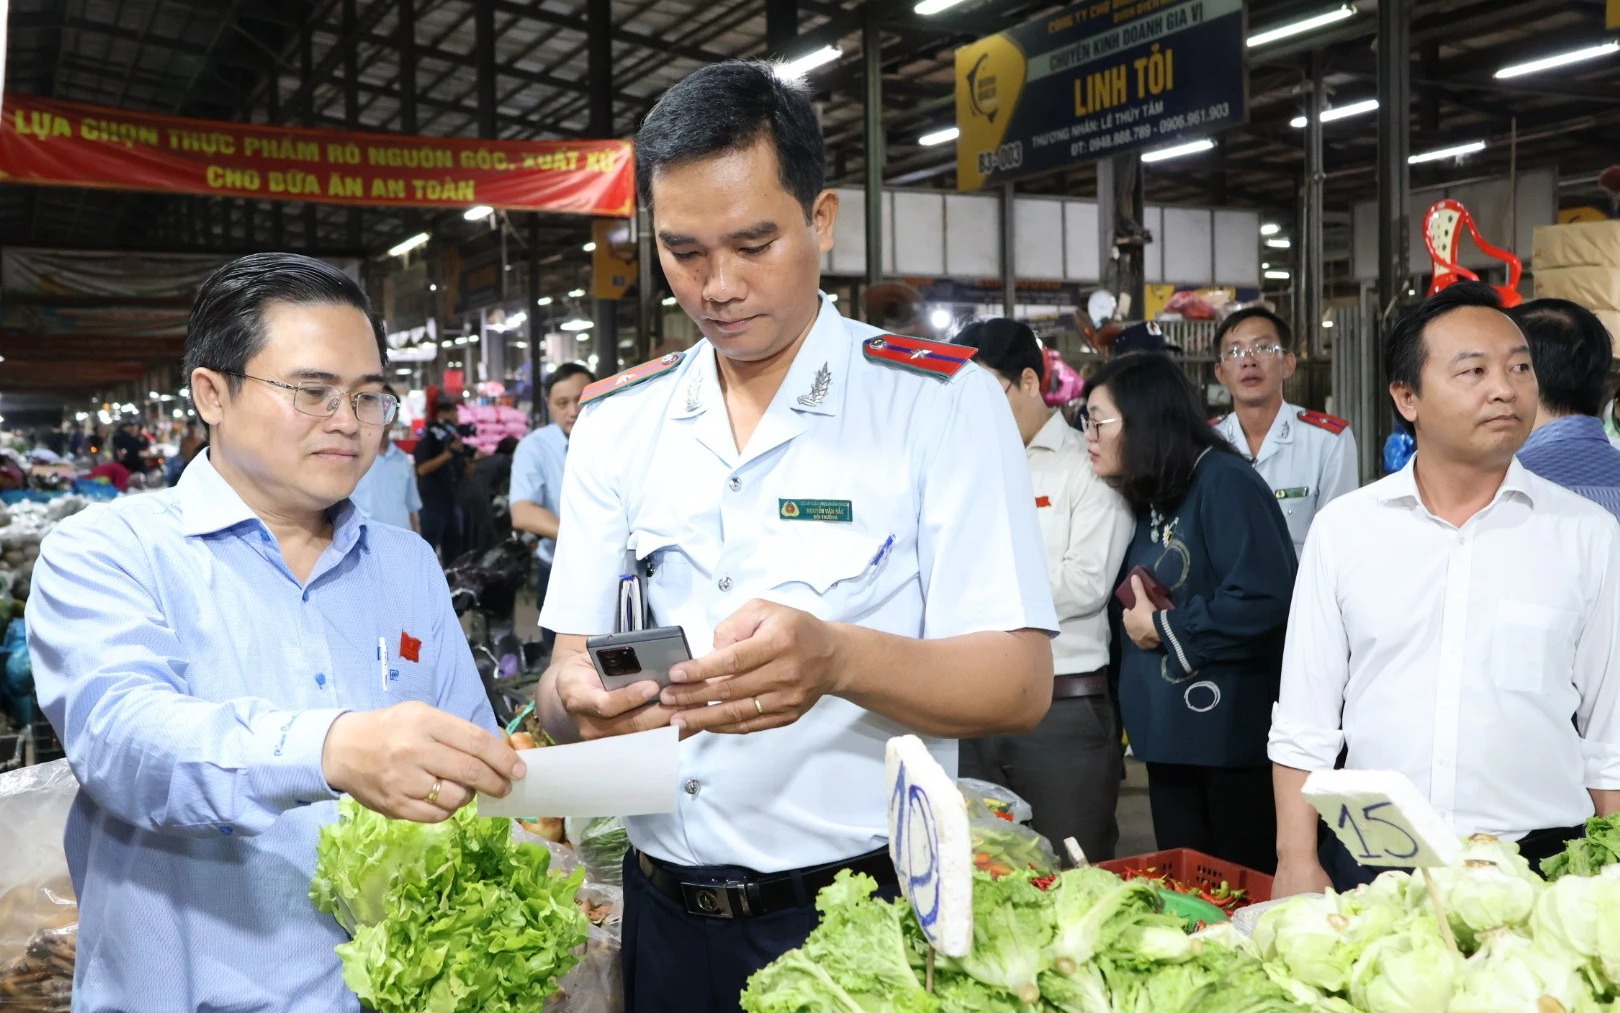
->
xmin=861 ymin=334 xmax=976 ymax=380
xmin=580 ymin=352 xmax=685 ymax=406
xmin=1297 ymin=409 xmax=1349 ymax=435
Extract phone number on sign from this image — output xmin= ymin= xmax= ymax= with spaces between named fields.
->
xmin=1157 ymin=102 xmax=1233 ymax=134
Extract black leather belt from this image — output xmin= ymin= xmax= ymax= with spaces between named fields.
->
xmin=635 ymin=847 xmax=896 ymax=919
xmin=1053 ymin=668 xmax=1108 ymax=699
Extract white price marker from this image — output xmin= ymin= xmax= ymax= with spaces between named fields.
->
xmin=1303 ymin=769 xmax=1462 ymax=869
xmin=886 ymin=735 xmax=973 ymax=959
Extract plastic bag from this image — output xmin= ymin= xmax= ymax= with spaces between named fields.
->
xmin=958 ymin=778 xmax=1057 ymax=876
xmin=0 ymin=759 xmax=79 ymax=1011
xmin=564 ymin=816 xmax=630 ymax=887
xmin=548 ymin=883 xmax=623 ymax=1013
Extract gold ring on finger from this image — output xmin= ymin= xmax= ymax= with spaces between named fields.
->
xmin=753 ymin=696 xmax=765 ymax=717
xmin=425 ymin=779 xmax=443 ymax=805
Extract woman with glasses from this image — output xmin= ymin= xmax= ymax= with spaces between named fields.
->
xmin=951 ymin=319 xmax=1135 ymax=860
xmin=1086 ymin=352 xmax=1297 ymax=874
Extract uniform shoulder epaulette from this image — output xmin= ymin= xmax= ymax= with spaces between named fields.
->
xmin=1297 ymin=408 xmax=1349 ymax=435
xmin=580 ymin=352 xmax=685 ymax=406
xmin=861 ymin=334 xmax=976 ymax=380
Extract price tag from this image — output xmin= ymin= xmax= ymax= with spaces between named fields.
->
xmin=1303 ymin=769 xmax=1462 ymax=868
xmin=886 ymin=735 xmax=973 ymax=958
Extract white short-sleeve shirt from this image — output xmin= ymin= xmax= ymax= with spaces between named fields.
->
xmin=1214 ymin=402 xmax=1359 ymax=557
xmin=541 ymin=297 xmax=1058 ymax=871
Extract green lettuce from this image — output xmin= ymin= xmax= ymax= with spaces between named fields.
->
xmin=310 ymin=798 xmax=587 ymax=1013
xmin=1345 ymin=914 xmax=1463 ymax=1013
xmin=1450 ymin=928 xmax=1600 ymax=1013
xmin=1543 ymin=816 xmax=1620 ymax=881
xmin=936 ymin=870 xmax=1055 ymax=1005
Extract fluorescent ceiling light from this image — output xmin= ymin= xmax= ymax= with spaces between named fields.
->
xmin=387 ymin=232 xmax=430 ymax=257
xmin=918 ymin=126 xmax=960 ymax=147
xmin=915 ymin=0 xmax=970 ymax=12
xmin=512 ymin=341 xmax=529 ymax=349
xmin=928 ymin=308 xmax=953 ymax=330
xmin=464 ymin=205 xmax=494 ymax=221
xmin=537 ymin=296 xmax=553 ymax=306
xmin=1495 ymin=41 xmax=1619 ymax=79
xmin=395 ymin=368 xmax=413 ymax=376
xmin=1265 ymin=269 xmax=1292 ymax=280
xmin=1247 ymin=5 xmax=1355 ymax=48
xmin=1266 ymin=237 xmax=1293 ymax=249
xmin=1409 ymin=140 xmax=1486 ymax=164
xmin=1290 ymin=97 xmax=1378 ymax=128
xmin=582 ymin=242 xmax=597 ymax=252
xmin=568 ymin=288 xmax=586 ymax=298
xmin=1140 ymin=138 xmax=1215 ymax=163
xmin=560 ymin=318 xmax=594 ymax=332
xmin=1260 ymin=223 xmax=1281 ymax=236
xmin=661 ymin=296 xmax=678 ymax=306
xmin=782 ymin=45 xmax=840 ymax=76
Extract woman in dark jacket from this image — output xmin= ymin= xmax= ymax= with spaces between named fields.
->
xmin=1087 ymin=352 xmax=1296 ymax=873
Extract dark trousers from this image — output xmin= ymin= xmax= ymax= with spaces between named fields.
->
xmin=959 ymin=694 xmax=1122 ymax=861
xmin=419 ymin=502 xmax=461 ymax=561
xmin=535 ymin=561 xmax=556 ymax=650
xmin=621 ymin=852 xmax=898 ymax=1012
xmin=1320 ymin=821 xmax=1587 ymax=892
xmin=1145 ymin=762 xmax=1278 ymax=874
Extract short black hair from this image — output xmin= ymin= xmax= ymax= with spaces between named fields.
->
xmin=1214 ymin=307 xmax=1294 ymax=352
xmin=182 ymin=253 xmax=383 ymax=397
xmin=1509 ymin=298 xmax=1613 ymax=418
xmin=495 ymin=436 xmax=521 ymax=457
xmin=952 ymin=318 xmax=1045 ymax=387
xmin=1385 ymin=281 xmax=1503 ymax=395
xmin=544 ymin=362 xmax=597 ymax=398
xmin=1086 ymin=352 xmax=1239 ymax=512
xmin=636 ymin=60 xmax=825 ymax=220
xmin=434 ymin=400 xmax=460 ymax=416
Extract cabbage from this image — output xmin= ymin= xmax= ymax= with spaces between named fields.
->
xmin=1448 ymin=929 xmax=1599 ymax=1013
xmin=1531 ymin=871 xmax=1620 ymax=994
xmin=1430 ymin=857 xmax=1540 ymax=951
xmin=1346 ymin=914 xmax=1462 ymax=1013
xmin=1252 ymin=894 xmax=1368 ymax=993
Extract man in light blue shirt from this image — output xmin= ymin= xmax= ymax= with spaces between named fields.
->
xmin=510 ymin=362 xmax=593 ymax=644
xmin=348 ymin=386 xmax=423 ymax=532
xmin=1512 ymin=298 xmax=1620 ymax=522
xmin=26 ymin=253 xmax=526 ymax=1013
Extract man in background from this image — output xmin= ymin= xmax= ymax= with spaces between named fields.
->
xmin=349 ymin=385 xmax=422 ymax=532
xmin=510 ymin=363 xmax=594 ymax=646
xmin=414 ymin=400 xmax=470 ymax=559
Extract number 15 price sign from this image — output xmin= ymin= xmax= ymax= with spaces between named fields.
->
xmin=886 ymin=735 xmax=974 ymax=961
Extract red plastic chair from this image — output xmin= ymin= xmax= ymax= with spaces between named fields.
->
xmin=1422 ymin=199 xmax=1524 ymax=307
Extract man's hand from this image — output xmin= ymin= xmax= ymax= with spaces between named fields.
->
xmin=658 ymin=599 xmax=844 ymax=736
xmin=1273 ymin=855 xmax=1333 ymax=898
xmin=1123 ymin=576 xmax=1162 ymax=650
xmin=321 ymin=701 xmax=526 ymax=823
xmin=553 ymin=649 xmax=681 ymax=741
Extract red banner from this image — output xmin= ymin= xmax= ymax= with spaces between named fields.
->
xmin=0 ymin=95 xmax=635 ymax=217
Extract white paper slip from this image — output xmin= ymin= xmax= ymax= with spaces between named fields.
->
xmin=475 ymin=726 xmax=680 ymax=818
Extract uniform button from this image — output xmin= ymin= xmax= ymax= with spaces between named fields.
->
xmin=301 ymin=590 xmax=310 ymax=602
xmin=718 ymin=577 xmax=732 ymax=591
xmin=684 ymin=779 xmax=702 ymax=796
xmin=728 ymin=477 xmax=742 ymax=491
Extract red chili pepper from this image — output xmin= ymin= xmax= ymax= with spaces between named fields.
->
xmin=1030 ymin=873 xmax=1058 ymax=891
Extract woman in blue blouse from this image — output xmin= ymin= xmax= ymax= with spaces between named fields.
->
xmin=1087 ymin=353 xmax=1297 ymax=874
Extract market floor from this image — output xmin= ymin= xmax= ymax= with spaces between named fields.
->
xmin=505 ymin=594 xmax=1159 ymax=862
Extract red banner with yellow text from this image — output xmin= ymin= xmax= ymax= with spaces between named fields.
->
xmin=0 ymin=95 xmax=635 ymax=217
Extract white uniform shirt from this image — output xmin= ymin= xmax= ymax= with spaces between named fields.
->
xmin=1026 ymin=412 xmax=1134 ymax=676
xmin=1269 ymin=458 xmax=1620 ymax=840
xmin=541 ymin=297 xmax=1058 ymax=871
xmin=1214 ymin=402 xmax=1359 ymax=557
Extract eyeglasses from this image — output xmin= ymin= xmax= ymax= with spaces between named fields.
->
xmin=1077 ymin=410 xmax=1121 ymax=437
xmin=223 ymin=371 xmax=399 ymax=426
xmin=1218 ymin=344 xmax=1288 ymax=363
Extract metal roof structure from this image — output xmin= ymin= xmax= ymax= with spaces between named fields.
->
xmin=2 ymin=0 xmax=1619 ymax=403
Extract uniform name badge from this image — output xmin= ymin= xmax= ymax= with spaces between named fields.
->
xmin=779 ymin=498 xmax=854 ymax=523
xmin=1274 ymin=486 xmax=1311 ymax=500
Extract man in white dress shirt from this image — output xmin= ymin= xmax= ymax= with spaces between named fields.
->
xmin=1211 ymin=307 xmax=1359 ymax=557
xmin=1269 ymin=282 xmax=1620 ymax=897
xmin=531 ymin=61 xmax=1057 ymax=1010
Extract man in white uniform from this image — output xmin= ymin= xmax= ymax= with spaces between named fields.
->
xmin=531 ymin=60 xmax=1057 ymax=1011
xmin=1212 ymin=307 xmax=1359 ymax=556
xmin=1269 ymin=283 xmax=1620 ymax=897
xmin=347 ymin=385 xmax=422 ymax=532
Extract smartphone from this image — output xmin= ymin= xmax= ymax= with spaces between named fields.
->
xmin=1113 ymin=565 xmax=1175 ymax=611
xmin=586 ymin=626 xmax=693 ymax=692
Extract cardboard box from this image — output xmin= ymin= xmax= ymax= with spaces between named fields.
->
xmin=1533 ymin=221 xmax=1620 ymax=270
xmin=1598 ymin=309 xmax=1620 ymax=358
xmin=1532 ymin=266 xmax=1620 ymax=311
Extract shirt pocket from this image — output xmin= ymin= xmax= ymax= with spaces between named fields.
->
xmin=630 ymin=529 xmax=699 ymax=626
xmin=1491 ymin=600 xmax=1579 ymax=694
xmin=766 ymin=528 xmax=914 ymax=621
xmin=1276 ymin=488 xmax=1317 ymax=548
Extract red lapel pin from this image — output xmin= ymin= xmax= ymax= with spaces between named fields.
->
xmin=399 ymin=631 xmax=422 ymax=663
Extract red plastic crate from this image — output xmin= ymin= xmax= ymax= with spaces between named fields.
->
xmin=1095 ymin=848 xmax=1273 ymax=906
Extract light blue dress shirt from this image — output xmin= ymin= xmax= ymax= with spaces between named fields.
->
xmin=508 ymin=423 xmax=569 ymax=564
xmin=348 ymin=441 xmax=424 ymax=531
xmin=1516 ymin=415 xmax=1620 ymax=523
xmin=27 ymin=450 xmax=497 ymax=1013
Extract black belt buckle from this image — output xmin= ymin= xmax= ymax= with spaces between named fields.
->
xmin=680 ymin=880 xmax=754 ymax=919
